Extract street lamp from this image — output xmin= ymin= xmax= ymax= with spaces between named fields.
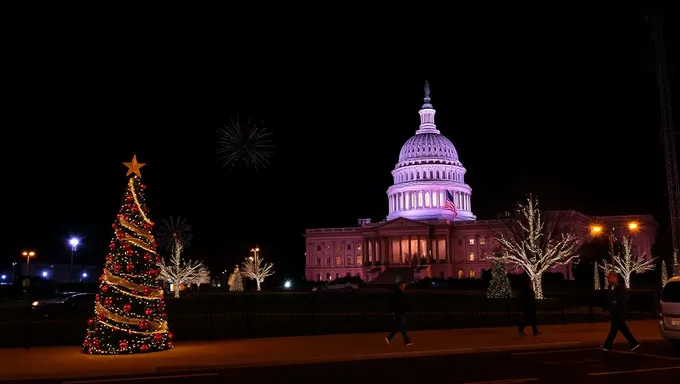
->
xmin=68 ymin=237 xmax=80 ymax=284
xmin=589 ymin=222 xmax=640 ymax=265
xmin=11 ymin=262 xmax=17 ymax=284
xmin=21 ymin=251 xmax=36 ymax=275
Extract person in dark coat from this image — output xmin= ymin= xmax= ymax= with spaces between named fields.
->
xmin=601 ymin=273 xmax=639 ymax=351
xmin=519 ymin=279 xmax=541 ymax=336
xmin=385 ymin=281 xmax=413 ymax=346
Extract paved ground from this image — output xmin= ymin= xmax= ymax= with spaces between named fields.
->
xmin=4 ymin=341 xmax=679 ymax=383
xmin=0 ymin=320 xmax=674 ymax=383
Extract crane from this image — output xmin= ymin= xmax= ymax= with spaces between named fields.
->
xmin=649 ymin=12 xmax=680 ymax=275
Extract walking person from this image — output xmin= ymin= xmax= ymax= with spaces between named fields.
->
xmin=601 ymin=273 xmax=640 ymax=351
xmin=385 ymin=281 xmax=413 ymax=346
xmin=519 ymin=279 xmax=541 ymax=336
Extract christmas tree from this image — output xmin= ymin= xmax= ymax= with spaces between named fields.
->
xmin=228 ymin=265 xmax=243 ymax=292
xmin=487 ymin=259 xmax=513 ymax=299
xmin=661 ymin=259 xmax=668 ymax=287
xmin=593 ymin=262 xmax=601 ymax=290
xmin=83 ymin=156 xmax=172 ymax=355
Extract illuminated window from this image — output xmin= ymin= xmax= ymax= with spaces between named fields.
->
xmin=356 ymin=255 xmax=362 ymax=265
xmin=469 ymin=252 xmax=475 ymax=261
xmin=469 ymin=269 xmax=476 ymax=278
xmin=335 ymin=256 xmax=341 ymax=265
xmin=469 ymin=238 xmax=475 ymax=245
xmin=458 ymin=269 xmax=464 ymax=279
xmin=479 ymin=238 xmax=486 ymax=245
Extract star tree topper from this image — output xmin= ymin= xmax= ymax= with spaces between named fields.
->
xmin=123 ymin=155 xmax=146 ymax=178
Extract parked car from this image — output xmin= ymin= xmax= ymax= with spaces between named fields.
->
xmin=31 ymin=292 xmax=95 ymax=320
xmin=658 ymin=276 xmax=680 ymax=350
xmin=312 ymin=280 xmax=359 ymax=292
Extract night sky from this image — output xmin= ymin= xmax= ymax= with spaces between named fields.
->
xmin=2 ymin=10 xmax=677 ymax=280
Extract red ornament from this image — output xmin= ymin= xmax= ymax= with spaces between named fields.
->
xmin=168 ymin=332 xmax=174 ymax=340
xmin=95 ymin=294 xmax=100 ymax=302
xmin=120 ymin=340 xmax=128 ymax=350
xmin=92 ymin=339 xmax=100 ymax=348
xmin=145 ymin=308 xmax=153 ymax=316
xmin=123 ymin=304 xmax=132 ymax=312
xmin=101 ymin=284 xmax=109 ymax=292
xmin=131 ymin=205 xmax=138 ymax=212
xmin=126 ymin=195 xmax=133 ymax=201
xmin=139 ymin=320 xmax=149 ymax=329
xmin=147 ymin=269 xmax=155 ymax=276
xmin=98 ymin=314 xmax=105 ymax=321
xmin=157 ymin=302 xmax=164 ymax=310
xmin=109 ymin=242 xmax=116 ymax=250
xmin=116 ymin=232 xmax=125 ymax=240
xmin=143 ymin=287 xmax=151 ymax=295
xmin=140 ymin=184 xmax=146 ymax=190
xmin=153 ymin=333 xmax=162 ymax=342
xmin=144 ymin=253 xmax=152 ymax=261
xmin=83 ymin=339 xmax=90 ymax=346
xmin=113 ymin=264 xmax=122 ymax=273
xmin=168 ymin=341 xmax=174 ymax=349
xmin=104 ymin=298 xmax=112 ymax=307
xmin=117 ymin=213 xmax=123 ymax=218
xmin=126 ymin=263 xmax=134 ymax=272
xmin=88 ymin=318 xmax=94 ymax=326
xmin=156 ymin=256 xmax=161 ymax=263
xmin=126 ymin=249 xmax=134 ymax=256
xmin=150 ymin=221 xmax=155 ymax=227
xmin=140 ymin=344 xmax=149 ymax=352
xmin=122 ymin=242 xmax=131 ymax=249
xmin=111 ymin=223 xmax=117 ymax=229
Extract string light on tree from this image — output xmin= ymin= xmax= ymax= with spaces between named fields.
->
xmin=228 ymin=265 xmax=243 ymax=292
xmin=83 ymin=155 xmax=173 ymax=355
xmin=599 ymin=236 xmax=655 ymax=288
xmin=490 ymin=195 xmax=580 ymax=299
xmin=241 ymin=246 xmax=274 ymax=291
xmin=157 ymin=238 xmax=205 ymax=298
xmin=593 ymin=262 xmax=601 ymax=290
xmin=487 ymin=257 xmax=513 ymax=299
xmin=661 ymin=259 xmax=668 ymax=287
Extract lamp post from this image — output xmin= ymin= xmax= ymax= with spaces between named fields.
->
xmin=68 ymin=238 xmax=80 ymax=284
xmin=11 ymin=262 xmax=17 ymax=284
xmin=21 ymin=251 xmax=36 ymax=275
xmin=589 ymin=222 xmax=639 ymax=269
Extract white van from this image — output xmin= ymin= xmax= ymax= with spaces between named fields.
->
xmin=659 ymin=276 xmax=680 ymax=350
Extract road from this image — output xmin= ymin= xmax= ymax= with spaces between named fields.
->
xmin=6 ymin=340 xmax=679 ymax=383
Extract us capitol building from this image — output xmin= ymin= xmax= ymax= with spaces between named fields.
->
xmin=304 ymin=82 xmax=656 ymax=283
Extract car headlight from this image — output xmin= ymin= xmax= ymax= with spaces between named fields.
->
xmin=32 ymin=301 xmax=39 ymax=307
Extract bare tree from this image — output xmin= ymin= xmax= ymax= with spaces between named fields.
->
xmin=189 ymin=264 xmax=211 ymax=291
xmin=490 ymin=195 xmax=580 ymax=299
xmin=241 ymin=253 xmax=274 ymax=291
xmin=600 ymin=236 xmax=655 ymax=288
xmin=157 ymin=238 xmax=204 ymax=297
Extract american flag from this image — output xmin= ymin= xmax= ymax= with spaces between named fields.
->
xmin=445 ymin=190 xmax=458 ymax=218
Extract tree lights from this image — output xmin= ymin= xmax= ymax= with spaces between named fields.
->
xmin=82 ymin=156 xmax=172 ymax=355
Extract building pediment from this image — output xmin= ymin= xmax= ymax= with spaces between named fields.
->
xmin=375 ymin=217 xmax=431 ymax=231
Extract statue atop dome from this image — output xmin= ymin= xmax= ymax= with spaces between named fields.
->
xmin=423 ymin=80 xmax=432 ymax=108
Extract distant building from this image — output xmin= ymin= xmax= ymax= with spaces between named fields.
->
xmin=304 ymin=83 xmax=656 ymax=283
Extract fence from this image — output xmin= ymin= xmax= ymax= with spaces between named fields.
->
xmin=0 ymin=290 xmax=659 ymax=347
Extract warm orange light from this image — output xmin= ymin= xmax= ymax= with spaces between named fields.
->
xmin=22 ymin=252 xmax=27 ymax=256
xmin=29 ymin=251 xmax=35 ymax=257
xmin=590 ymin=225 xmax=603 ymax=235
xmin=21 ymin=251 xmax=35 ymax=257
xmin=628 ymin=222 xmax=638 ymax=231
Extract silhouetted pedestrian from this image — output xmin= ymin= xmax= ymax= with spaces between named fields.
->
xmin=601 ymin=273 xmax=639 ymax=351
xmin=519 ymin=279 xmax=541 ymax=336
xmin=385 ymin=281 xmax=413 ymax=346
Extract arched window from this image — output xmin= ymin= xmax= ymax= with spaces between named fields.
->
xmin=458 ymin=269 xmax=464 ymax=279
xmin=468 ymin=269 xmax=476 ymax=278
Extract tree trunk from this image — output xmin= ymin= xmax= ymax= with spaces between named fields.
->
xmin=623 ymin=274 xmax=631 ymax=289
xmin=174 ymin=287 xmax=180 ymax=298
xmin=256 ymin=279 xmax=261 ymax=291
xmin=531 ymin=274 xmax=544 ymax=299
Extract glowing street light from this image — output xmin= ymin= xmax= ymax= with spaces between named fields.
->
xmin=41 ymin=271 xmax=48 ymax=278
xmin=628 ymin=222 xmax=639 ymax=231
xmin=12 ymin=262 xmax=17 ymax=283
xmin=588 ymin=222 xmax=641 ymax=264
xmin=68 ymin=237 xmax=80 ymax=284
xmin=21 ymin=251 xmax=36 ymax=275
xmin=284 ymin=280 xmax=292 ymax=289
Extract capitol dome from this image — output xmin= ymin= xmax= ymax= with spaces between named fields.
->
xmin=386 ymin=81 xmax=475 ymax=222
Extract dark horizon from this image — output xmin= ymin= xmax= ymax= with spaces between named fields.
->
xmin=2 ymin=11 xmax=678 ymax=280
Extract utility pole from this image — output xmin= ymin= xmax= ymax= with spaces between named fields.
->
xmin=650 ymin=12 xmax=680 ymax=275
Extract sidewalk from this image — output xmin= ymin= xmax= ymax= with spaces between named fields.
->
xmin=0 ymin=320 xmax=662 ymax=381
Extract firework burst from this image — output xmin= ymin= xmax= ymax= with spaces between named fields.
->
xmin=216 ymin=115 xmax=274 ymax=171
xmin=156 ymin=216 xmax=193 ymax=252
